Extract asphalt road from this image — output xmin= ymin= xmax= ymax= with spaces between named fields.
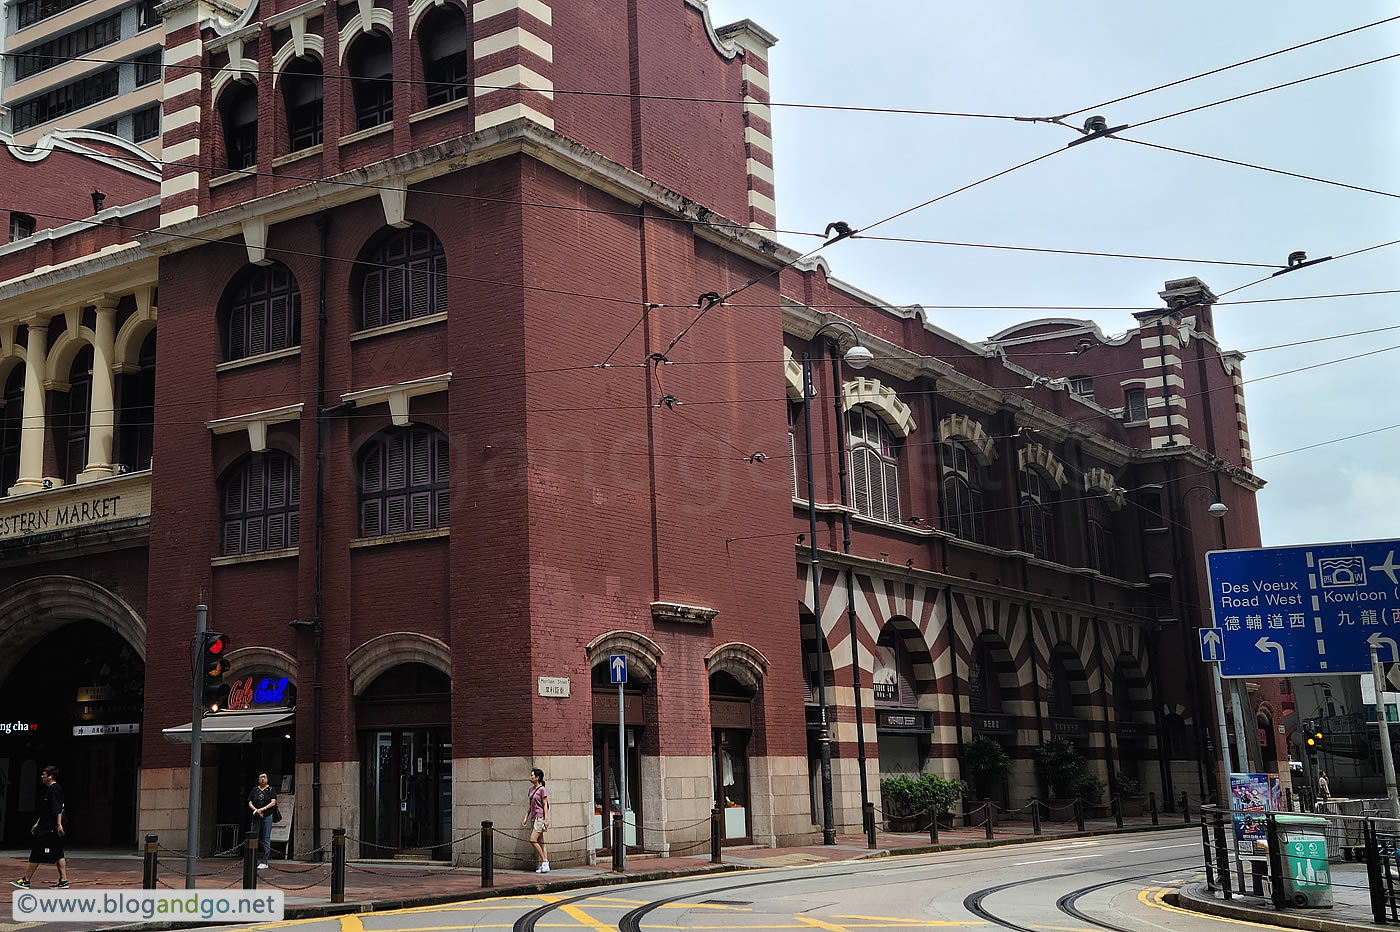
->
xmin=193 ymin=827 xmax=1264 ymax=932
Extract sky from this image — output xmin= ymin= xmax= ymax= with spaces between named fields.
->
xmin=702 ymin=0 xmax=1399 ymax=547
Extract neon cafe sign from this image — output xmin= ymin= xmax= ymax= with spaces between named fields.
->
xmin=226 ymin=677 xmax=290 ymax=711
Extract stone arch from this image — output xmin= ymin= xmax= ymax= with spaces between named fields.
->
xmin=45 ymin=327 xmax=95 ymax=388
xmin=1017 ymin=442 xmax=1068 ymax=489
xmin=586 ymin=629 xmax=663 ymax=682
xmin=705 ymin=642 xmax=769 ymax=689
xmin=346 ymin=631 xmax=450 ymax=696
xmin=1082 ymin=466 xmax=1124 ymax=509
xmin=273 ymin=41 xmax=325 ymax=85
xmin=226 ymin=645 xmax=297 ymax=684
xmin=875 ymin=616 xmax=937 ymax=711
xmin=339 ymin=9 xmax=395 ymax=62
xmin=0 ymin=575 xmax=145 ymax=683
xmin=211 ymin=59 xmax=258 ymax=102
xmin=843 ymin=376 xmax=916 ymax=437
xmin=938 ymin=413 xmax=996 ymax=463
xmin=408 ymin=0 xmax=468 ymax=36
xmin=782 ymin=346 xmax=804 ymax=401
xmin=113 ymin=306 xmax=156 ymax=374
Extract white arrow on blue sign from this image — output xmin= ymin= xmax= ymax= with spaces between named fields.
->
xmin=1207 ymin=538 xmax=1400 ymax=677
xmin=609 ymin=653 xmax=628 ymax=685
xmin=1200 ymin=628 xmax=1225 ymax=662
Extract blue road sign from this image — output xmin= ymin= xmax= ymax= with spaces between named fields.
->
xmin=1200 ymin=628 xmax=1225 ymax=663
xmin=1207 ymin=539 xmax=1400 ymax=678
xmin=609 ymin=653 xmax=628 ymax=685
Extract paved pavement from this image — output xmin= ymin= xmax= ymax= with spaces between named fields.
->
xmin=0 ymin=814 xmax=1194 ymax=929
xmin=1177 ymin=859 xmax=1392 ymax=931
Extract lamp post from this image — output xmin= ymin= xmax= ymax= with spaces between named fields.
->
xmin=802 ymin=321 xmax=872 ymax=845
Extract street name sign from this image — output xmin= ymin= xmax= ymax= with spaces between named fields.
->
xmin=1207 ymin=539 xmax=1400 ymax=677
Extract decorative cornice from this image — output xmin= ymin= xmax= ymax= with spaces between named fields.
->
xmin=651 ymin=601 xmax=718 ymax=625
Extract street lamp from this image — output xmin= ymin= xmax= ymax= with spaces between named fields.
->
xmin=802 ymin=320 xmax=870 ymax=845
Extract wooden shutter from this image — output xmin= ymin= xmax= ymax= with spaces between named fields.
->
xmin=867 ymin=451 xmax=885 ymax=520
xmin=269 ymin=295 xmax=289 ymax=350
xmin=224 ymin=472 xmax=244 ymax=515
xmin=385 ymin=496 xmax=407 ymax=534
xmin=249 ymin=299 xmax=268 ymax=355
xmin=267 ymin=454 xmax=287 ymax=508
xmin=246 ymin=460 xmax=265 ymax=512
xmin=360 ymin=499 xmax=381 ymax=536
xmin=407 ymin=258 xmax=431 ymax=319
xmin=386 ymin=267 xmax=406 ymax=324
xmin=228 ymin=306 xmax=247 ymax=360
xmin=409 ymin=430 xmax=431 ymax=485
xmin=362 ymin=270 xmax=384 ymax=329
xmin=362 ymin=445 xmax=383 ymax=493
xmin=434 ymin=433 xmax=448 ymax=483
xmin=289 ymin=509 xmax=300 ymax=546
xmin=897 ymin=642 xmax=916 ymax=707
xmin=883 ymin=460 xmax=899 ymax=523
xmin=433 ymin=253 xmax=447 ymax=313
xmin=789 ymin=431 xmax=798 ymax=498
xmin=409 ymin=491 xmax=431 ymax=531
xmin=222 ymin=521 xmax=243 ymax=555
xmin=386 ymin=435 xmax=406 ymax=489
xmin=266 ymin=512 xmax=286 ymax=550
xmin=852 ymin=448 xmax=870 ymax=516
xmin=245 ymin=516 xmax=264 ymax=553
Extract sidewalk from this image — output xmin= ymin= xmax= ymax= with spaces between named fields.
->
xmin=1176 ymin=860 xmax=1389 ymax=931
xmin=2 ymin=814 xmax=1186 ymax=927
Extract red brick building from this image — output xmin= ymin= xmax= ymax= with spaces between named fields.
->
xmin=0 ymin=0 xmax=1280 ymax=863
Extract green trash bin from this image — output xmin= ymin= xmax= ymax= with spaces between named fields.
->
xmin=1276 ymin=814 xmax=1333 ymax=908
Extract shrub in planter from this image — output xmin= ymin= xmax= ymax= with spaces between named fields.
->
xmin=880 ymin=773 xmax=969 ymax=828
xmin=962 ymin=736 xmax=1011 ymax=801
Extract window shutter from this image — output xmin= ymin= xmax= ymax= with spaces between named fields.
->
xmin=434 ymin=434 xmax=448 ymax=483
xmin=867 ymin=452 xmax=885 ymax=520
xmin=433 ymin=253 xmax=447 ymax=312
xmin=289 ymin=509 xmax=300 ymax=546
xmin=228 ymin=307 xmax=247 ymax=360
xmin=386 ymin=435 xmax=406 ymax=489
xmin=883 ymin=460 xmax=899 ymax=523
xmin=249 ymin=299 xmax=268 ymax=355
xmin=222 ymin=521 xmax=243 ymax=555
xmin=410 ymin=430 xmax=430 ymax=485
xmin=266 ymin=512 xmax=286 ymax=550
xmin=436 ymin=488 xmax=449 ymax=526
xmin=409 ymin=491 xmax=431 ymax=531
xmin=898 ymin=645 xmax=915 ymax=707
xmin=360 ymin=499 xmax=381 ymax=537
xmin=407 ymin=258 xmax=431 ymax=319
xmin=362 ymin=270 xmax=384 ymax=329
xmin=385 ymin=267 xmax=406 ymax=324
xmin=246 ymin=462 xmax=265 ymax=512
xmin=267 ymin=454 xmax=287 ymax=508
xmin=244 ymin=516 xmax=264 ymax=553
xmin=385 ymin=495 xmax=407 ymax=534
xmin=789 ymin=431 xmax=798 ymax=498
xmin=269 ymin=295 xmax=289 ymax=350
xmin=224 ymin=473 xmax=244 ymax=515
xmin=852 ymin=449 xmax=870 ymax=517
xmin=362 ymin=446 xmax=383 ymax=493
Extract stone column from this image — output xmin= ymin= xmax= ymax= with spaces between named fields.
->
xmin=79 ymin=299 xmax=118 ymax=482
xmin=10 ymin=316 xmax=49 ymax=494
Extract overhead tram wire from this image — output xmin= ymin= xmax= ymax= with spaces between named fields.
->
xmin=1054 ymin=13 xmax=1400 ymax=119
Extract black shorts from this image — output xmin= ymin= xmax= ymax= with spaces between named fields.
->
xmin=29 ymin=831 xmax=63 ymax=864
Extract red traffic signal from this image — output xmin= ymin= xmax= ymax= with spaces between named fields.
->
xmin=201 ymin=632 xmax=230 ymax=704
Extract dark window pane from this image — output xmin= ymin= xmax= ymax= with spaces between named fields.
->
xmin=358 ymin=428 xmax=448 ymax=537
xmin=219 ymin=452 xmax=300 ymax=555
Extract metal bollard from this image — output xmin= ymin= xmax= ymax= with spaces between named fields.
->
xmin=1367 ymin=819 xmax=1387 ymax=924
xmin=331 ymin=828 xmax=346 ymax=903
xmin=1074 ymin=797 xmax=1085 ymax=833
xmin=1212 ymin=811 xmax=1233 ymax=900
xmin=242 ymin=831 xmax=258 ymax=890
xmin=983 ymin=800 xmax=994 ymax=840
xmin=928 ymin=805 xmax=940 ymax=844
xmin=865 ymin=802 xmax=876 ymax=849
xmin=1285 ymin=788 xmax=1293 ymax=812
xmin=1202 ymin=818 xmax=1216 ymax=891
xmin=1265 ymin=814 xmax=1287 ymax=911
xmin=1114 ymin=797 xmax=1124 ymax=829
xmin=612 ymin=814 xmax=625 ymax=872
xmin=710 ymin=808 xmax=722 ymax=864
xmin=480 ymin=821 xmax=493 ymax=889
xmin=142 ymin=834 xmax=158 ymax=890
xmin=1149 ymin=792 xmax=1159 ymax=826
xmin=1031 ymin=797 xmax=1042 ymax=836
xmin=1181 ymin=791 xmax=1191 ymax=823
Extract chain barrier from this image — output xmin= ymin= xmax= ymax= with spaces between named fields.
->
xmin=257 ymin=868 xmax=334 ymax=892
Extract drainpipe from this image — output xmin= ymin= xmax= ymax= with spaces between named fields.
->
xmin=311 ymin=212 xmax=330 ymax=859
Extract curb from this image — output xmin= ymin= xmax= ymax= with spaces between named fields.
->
xmin=100 ymin=820 xmax=1198 ymax=931
xmin=1173 ymin=883 xmax=1375 ymax=932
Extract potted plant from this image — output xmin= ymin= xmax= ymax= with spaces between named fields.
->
xmin=1114 ymin=772 xmax=1145 ymax=816
xmin=879 ymin=773 xmax=969 ymax=832
xmin=962 ymin=736 xmax=1011 ymax=806
xmin=1035 ymin=738 xmax=1105 ymax=819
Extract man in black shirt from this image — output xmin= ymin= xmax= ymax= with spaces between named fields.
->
xmin=12 ymin=765 xmax=68 ymax=888
xmin=247 ymin=772 xmax=277 ymax=869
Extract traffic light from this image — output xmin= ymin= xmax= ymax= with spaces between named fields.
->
xmin=1306 ymin=725 xmax=1323 ymax=754
xmin=201 ymin=632 xmax=230 ymax=706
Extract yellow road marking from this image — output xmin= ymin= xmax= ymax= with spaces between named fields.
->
xmin=338 ymin=917 xmax=364 ymax=932
xmin=832 ymin=916 xmax=977 ymax=926
xmin=1138 ymin=885 xmax=1294 ymax=929
xmin=797 ymin=918 xmax=856 ymax=932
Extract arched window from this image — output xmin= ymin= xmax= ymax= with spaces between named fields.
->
xmin=57 ymin=345 xmax=93 ymax=484
xmin=0 ymin=365 xmax=23 ymax=492
xmin=223 ymin=263 xmax=301 ymax=361
xmin=1019 ymin=467 xmax=1054 ymax=560
xmin=419 ymin=4 xmax=468 ymax=107
xmin=117 ymin=330 xmax=155 ymax=471
xmin=1048 ymin=648 xmax=1077 ymax=719
xmin=787 ymin=401 xmax=800 ymax=499
xmin=219 ymin=78 xmax=258 ymax=170
xmin=940 ymin=439 xmax=985 ymax=542
xmin=1087 ymin=497 xmax=1114 ymax=576
xmin=221 ymin=451 xmax=300 ymax=555
xmin=848 ymin=406 xmax=899 ymax=523
xmin=874 ymin=627 xmax=916 ymax=707
xmin=359 ymin=224 xmax=447 ymax=329
xmin=282 ymin=56 xmax=323 ymax=151
xmin=347 ymin=31 xmax=393 ymax=130
xmin=967 ymin=638 xmax=1002 ymax=715
xmin=358 ymin=427 xmax=448 ymax=537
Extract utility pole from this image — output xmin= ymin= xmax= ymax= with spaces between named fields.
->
xmin=1372 ymin=645 xmax=1400 ymax=817
xmin=186 ymin=604 xmax=207 ymax=889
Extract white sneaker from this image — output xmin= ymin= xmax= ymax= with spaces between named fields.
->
xmin=257 ymin=863 xmax=268 ymax=870
xmin=539 ymin=861 xmax=549 ymax=873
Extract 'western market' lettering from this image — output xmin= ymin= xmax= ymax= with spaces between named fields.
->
xmin=0 ymin=495 xmax=121 ymax=538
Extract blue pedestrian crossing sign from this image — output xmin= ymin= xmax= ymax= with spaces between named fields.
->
xmin=609 ymin=654 xmax=628 ymax=685
xmin=1200 ymin=628 xmax=1225 ymax=663
xmin=1207 ymin=539 xmax=1400 ymax=677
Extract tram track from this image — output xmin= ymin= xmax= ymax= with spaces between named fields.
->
xmin=510 ymin=830 xmax=1203 ymax=932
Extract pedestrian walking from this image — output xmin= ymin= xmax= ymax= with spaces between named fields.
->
xmin=12 ymin=765 xmax=68 ymax=888
xmin=1316 ymin=770 xmax=1330 ymax=808
xmin=247 ymin=772 xmax=277 ymax=869
xmin=522 ymin=768 xmax=549 ymax=873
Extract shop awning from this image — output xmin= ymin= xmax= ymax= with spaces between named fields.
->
xmin=162 ymin=709 xmax=295 ymax=745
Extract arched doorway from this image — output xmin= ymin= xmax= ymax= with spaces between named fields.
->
xmin=355 ymin=663 xmax=451 ymax=860
xmin=0 ymin=620 xmax=143 ymax=848
xmin=1113 ymin=656 xmax=1154 ymax=785
xmin=873 ymin=619 xmax=937 ymax=777
xmin=1047 ymin=644 xmax=1094 ymax=751
xmin=710 ymin=671 xmax=755 ymax=844
xmin=801 ymin=606 xmax=835 ymax=823
xmin=966 ymin=633 xmax=1018 ymax=805
xmin=590 ymin=662 xmax=648 ymax=853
